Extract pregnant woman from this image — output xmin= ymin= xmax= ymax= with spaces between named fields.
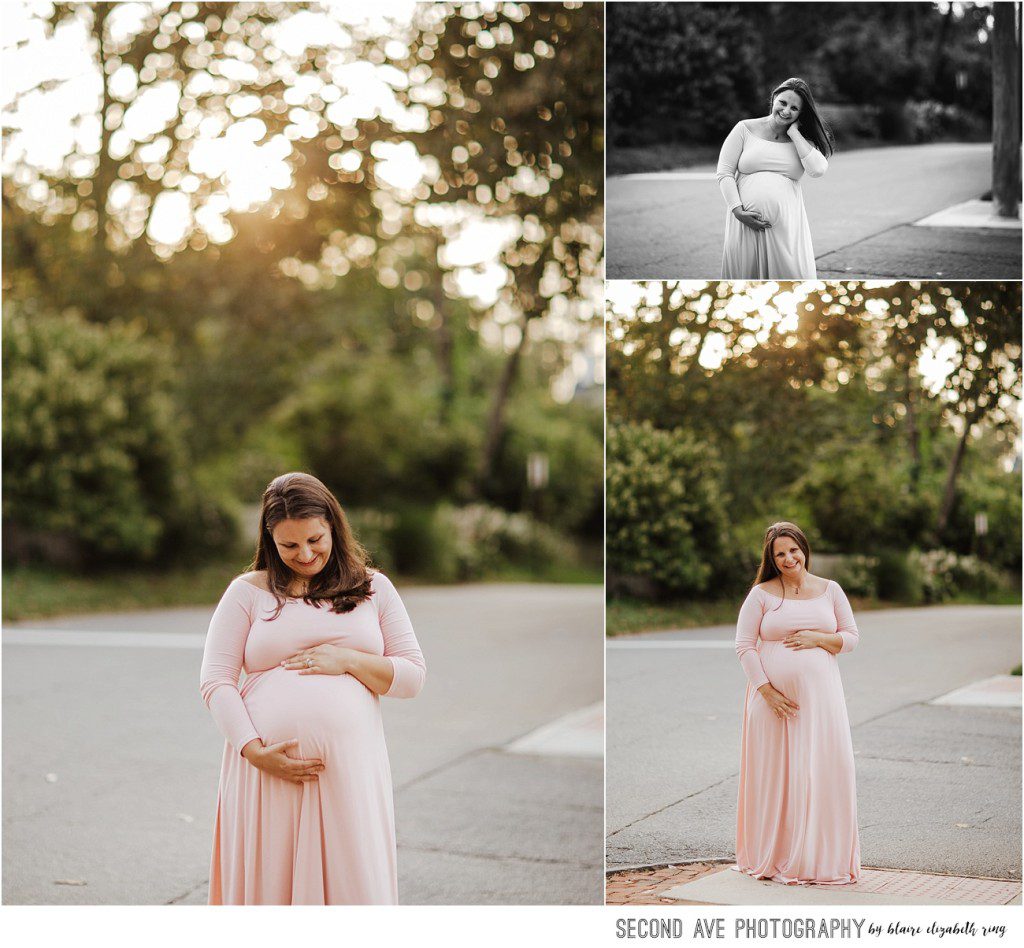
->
xmin=734 ymin=521 xmax=860 ymax=885
xmin=200 ymin=472 xmax=426 ymax=904
xmin=715 ymin=77 xmax=834 ymax=279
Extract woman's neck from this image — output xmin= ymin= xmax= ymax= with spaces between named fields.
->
xmin=765 ymin=114 xmax=789 ymax=140
xmin=780 ymin=572 xmax=806 ymax=591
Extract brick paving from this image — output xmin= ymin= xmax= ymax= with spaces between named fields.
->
xmin=605 ymin=862 xmax=726 ymax=905
xmin=609 ymin=864 xmax=1022 ymax=906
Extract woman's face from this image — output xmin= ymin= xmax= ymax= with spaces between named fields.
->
xmin=772 ymin=534 xmax=806 ymax=578
xmin=271 ymin=516 xmax=333 ymax=578
xmin=771 ymin=90 xmax=803 ymax=126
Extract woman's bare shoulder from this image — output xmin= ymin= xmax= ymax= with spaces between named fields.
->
xmin=754 ymin=578 xmax=783 ymax=596
xmin=236 ymin=570 xmax=270 ymax=591
xmin=805 ymin=573 xmax=832 ymax=595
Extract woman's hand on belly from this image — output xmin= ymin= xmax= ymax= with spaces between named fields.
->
xmin=240 ymin=738 xmax=325 ymax=785
xmin=756 ymin=683 xmax=800 ymax=720
xmin=282 ymin=644 xmax=398 ymax=695
xmin=281 ymin=643 xmax=353 ymax=676
xmin=785 ymin=628 xmax=844 ymax=655
xmin=732 ymin=205 xmax=771 ymax=231
xmin=783 ymin=629 xmax=842 ymax=654
xmin=783 ymin=629 xmax=826 ymax=650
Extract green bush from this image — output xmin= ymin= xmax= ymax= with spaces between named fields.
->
xmin=911 ymin=549 xmax=1007 ymax=604
xmin=275 ymin=351 xmax=476 ymax=510
xmin=385 ymin=505 xmax=460 ymax=583
xmin=607 ymin=422 xmax=730 ymax=598
xmin=903 ymin=100 xmax=989 ymax=143
xmin=944 ymin=470 xmax=1022 ymax=574
xmin=834 ymin=555 xmax=879 ymax=599
xmin=486 ymin=387 xmax=604 ymax=537
xmin=199 ymin=422 xmax=308 ymax=511
xmin=2 ymin=306 xmax=235 ymax=566
xmin=872 ymin=549 xmax=925 ymax=604
xmin=346 ymin=508 xmax=398 ymax=574
xmin=347 ymin=502 xmax=579 ymax=583
xmin=442 ymin=503 xmax=578 ymax=580
xmin=800 ymin=448 xmax=932 ymax=552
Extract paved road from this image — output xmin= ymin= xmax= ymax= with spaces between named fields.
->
xmin=3 ymin=583 xmax=604 ymax=905
xmin=607 ymin=143 xmax=1021 ymax=280
xmin=606 ymin=605 xmax=1022 ymax=879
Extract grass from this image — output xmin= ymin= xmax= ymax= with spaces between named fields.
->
xmin=606 ymin=591 xmax=1022 ymax=637
xmin=3 ymin=554 xmax=604 ymax=622
xmin=947 ymin=588 xmax=1023 ymax=606
xmin=2 ymin=561 xmax=250 ymax=622
xmin=486 ymin=559 xmax=603 ymax=585
xmin=607 ymin=143 xmax=720 ymax=176
xmin=607 ymin=598 xmax=740 ymax=636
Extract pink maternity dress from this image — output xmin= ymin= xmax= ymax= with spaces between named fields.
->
xmin=734 ymin=580 xmax=860 ymax=885
xmin=199 ymin=571 xmax=426 ymax=904
xmin=716 ymin=121 xmax=828 ymax=279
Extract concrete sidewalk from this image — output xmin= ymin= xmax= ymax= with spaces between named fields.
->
xmin=607 ymin=143 xmax=1020 ymax=280
xmin=3 ymin=583 xmax=604 ymax=905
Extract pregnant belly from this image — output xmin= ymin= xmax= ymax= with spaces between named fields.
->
xmin=242 ymin=666 xmax=383 ymax=764
xmin=738 ymin=172 xmax=795 ymax=222
xmin=759 ymin=640 xmax=836 ymax=698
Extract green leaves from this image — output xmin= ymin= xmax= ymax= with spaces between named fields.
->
xmin=1 ymin=306 xmax=233 ymax=566
xmin=607 ymin=422 xmax=730 ymax=598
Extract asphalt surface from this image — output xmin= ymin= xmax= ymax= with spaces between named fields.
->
xmin=607 ymin=143 xmax=1021 ymax=280
xmin=606 ymin=605 xmax=1022 ymax=880
xmin=2 ymin=583 xmax=604 ymax=905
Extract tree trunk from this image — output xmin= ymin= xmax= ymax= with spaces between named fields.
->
xmin=929 ymin=5 xmax=954 ymax=98
xmin=474 ymin=316 xmax=530 ymax=495
xmin=93 ymin=3 xmax=115 ymax=248
xmin=904 ymin=375 xmax=921 ymax=488
xmin=992 ymin=2 xmax=1022 ymax=218
xmin=431 ymin=273 xmax=456 ymax=424
xmin=936 ymin=413 xmax=974 ymax=534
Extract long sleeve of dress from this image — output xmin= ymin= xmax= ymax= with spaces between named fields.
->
xmin=831 ymin=582 xmax=859 ymax=653
xmin=797 ymin=143 xmax=828 ymax=178
xmin=715 ymin=122 xmax=745 ymax=211
xmin=735 ymin=587 xmax=770 ymax=690
xmin=200 ymin=580 xmax=261 ymax=755
xmin=374 ymin=573 xmax=426 ymax=699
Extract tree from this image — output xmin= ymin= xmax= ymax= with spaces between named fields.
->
xmin=405 ymin=3 xmax=604 ymax=492
xmin=3 ymin=2 xmax=604 ymax=501
xmin=607 ymin=280 xmax=1021 ymax=562
xmin=607 ymin=2 xmax=996 ymax=148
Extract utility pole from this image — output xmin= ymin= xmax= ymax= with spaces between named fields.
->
xmin=992 ymin=2 xmax=1022 ymax=218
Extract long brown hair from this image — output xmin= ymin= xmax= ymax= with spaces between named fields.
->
xmin=770 ymin=77 xmax=834 ymax=158
xmin=753 ymin=521 xmax=812 ymax=608
xmin=250 ymin=472 xmax=373 ymax=618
